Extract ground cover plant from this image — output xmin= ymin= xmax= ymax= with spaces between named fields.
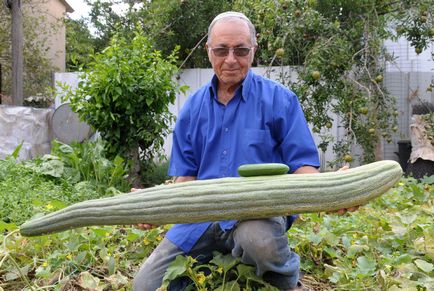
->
xmin=0 ymin=140 xmax=130 ymax=228
xmin=1 ymin=150 xmax=432 ymax=290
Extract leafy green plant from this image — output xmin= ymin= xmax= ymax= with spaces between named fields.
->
xmin=161 ymin=252 xmax=278 ymax=290
xmin=0 ymin=139 xmax=130 ymax=227
xmin=66 ymin=26 xmax=186 ymax=187
xmin=140 ymin=161 xmax=171 ymax=187
xmin=1 ymin=168 xmax=432 ymax=290
xmin=288 ymin=176 xmax=433 ymax=290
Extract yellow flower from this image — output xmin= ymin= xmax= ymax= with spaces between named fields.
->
xmin=196 ymin=272 xmax=206 ymax=285
xmin=217 ymin=267 xmax=223 ymax=274
xmin=46 ymin=204 xmax=53 ymax=210
xmin=42 ymin=261 xmax=48 ymax=267
xmin=398 ymin=182 xmax=404 ymax=186
xmin=143 ymin=238 xmax=150 ymax=245
xmin=156 ymin=235 xmax=162 ymax=241
xmin=66 ymin=254 xmax=72 ymax=260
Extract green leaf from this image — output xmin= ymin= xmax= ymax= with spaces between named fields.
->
xmin=357 ymin=256 xmax=377 ymax=275
xmin=420 ymin=176 xmax=434 ymax=185
xmin=108 ymin=256 xmax=116 ymax=275
xmin=414 ymin=259 xmax=433 ymax=273
xmin=78 ymin=271 xmax=100 ymax=290
xmin=179 ymin=85 xmax=190 ymax=94
xmin=216 ymin=281 xmax=241 ymax=291
xmin=347 ymin=244 xmax=369 ymax=258
xmin=0 ymin=221 xmax=18 ymax=231
xmin=162 ymin=255 xmax=188 ymax=282
xmin=36 ymin=158 xmax=65 ymax=178
xmin=210 ymin=252 xmax=240 ymax=272
xmin=397 ymin=213 xmax=417 ymax=225
xmin=92 ymin=228 xmax=109 ymax=238
xmin=146 ymin=98 xmax=154 ymax=106
xmin=11 ymin=142 xmax=23 ymax=159
xmin=236 ymin=264 xmax=256 ymax=278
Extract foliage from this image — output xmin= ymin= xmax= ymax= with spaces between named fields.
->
xmin=65 ymin=27 xmax=184 ymax=186
xmin=0 ymin=226 xmax=167 ymax=290
xmin=0 ymin=139 xmax=129 ymax=226
xmin=64 ymin=17 xmax=97 ymax=71
xmin=75 ymin=0 xmax=433 ymax=167
xmin=0 ymin=0 xmax=56 ymax=99
xmin=233 ymin=0 xmax=433 ymax=166
xmin=141 ymin=161 xmax=171 ymax=188
xmin=289 ymin=176 xmax=433 ymax=290
xmin=1 ymin=171 xmax=432 ymax=289
xmin=81 ymin=0 xmax=232 ymax=69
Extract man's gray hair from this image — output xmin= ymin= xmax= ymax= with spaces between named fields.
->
xmin=207 ymin=11 xmax=257 ymax=46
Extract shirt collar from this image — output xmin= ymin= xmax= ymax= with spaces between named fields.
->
xmin=208 ymin=69 xmax=253 ymax=102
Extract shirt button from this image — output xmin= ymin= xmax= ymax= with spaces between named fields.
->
xmin=224 ymin=127 xmax=229 ymax=132
xmin=223 ymin=150 xmax=227 ymax=155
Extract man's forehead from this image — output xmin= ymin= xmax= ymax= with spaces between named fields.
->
xmin=211 ymin=18 xmax=250 ymax=34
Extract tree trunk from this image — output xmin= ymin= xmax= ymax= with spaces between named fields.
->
xmin=11 ymin=0 xmax=24 ymax=105
xmin=129 ymin=146 xmax=142 ymax=188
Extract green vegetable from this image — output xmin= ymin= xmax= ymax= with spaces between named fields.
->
xmin=238 ymin=163 xmax=289 ymax=177
xmin=20 ymin=160 xmax=402 ymax=237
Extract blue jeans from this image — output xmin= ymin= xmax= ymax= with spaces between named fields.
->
xmin=133 ymin=217 xmax=300 ymax=290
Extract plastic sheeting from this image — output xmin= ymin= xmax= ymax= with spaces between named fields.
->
xmin=0 ymin=105 xmax=53 ymax=160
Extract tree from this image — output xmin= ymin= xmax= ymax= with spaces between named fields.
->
xmin=67 ymin=0 xmax=432 ymax=167
xmin=0 ymin=0 xmax=56 ymax=100
xmin=82 ymin=0 xmax=232 ymax=68
xmin=66 ymin=27 xmax=185 ymax=187
xmin=233 ymin=0 xmax=433 ymax=166
xmin=65 ymin=17 xmax=97 ymax=71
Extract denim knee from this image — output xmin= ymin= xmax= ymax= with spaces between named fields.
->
xmin=231 ymin=217 xmax=300 ymax=289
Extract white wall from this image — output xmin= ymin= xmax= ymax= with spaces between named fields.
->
xmin=53 ymin=68 xmax=433 ymax=168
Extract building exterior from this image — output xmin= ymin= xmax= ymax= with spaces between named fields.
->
xmin=23 ymin=0 xmax=73 ymax=72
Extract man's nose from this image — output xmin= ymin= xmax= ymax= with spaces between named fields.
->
xmin=225 ymin=50 xmax=237 ymax=62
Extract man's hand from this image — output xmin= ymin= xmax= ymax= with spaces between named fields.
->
xmin=131 ymin=188 xmax=158 ymax=230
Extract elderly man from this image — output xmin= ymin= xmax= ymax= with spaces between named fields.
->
xmin=134 ymin=11 xmax=322 ymax=290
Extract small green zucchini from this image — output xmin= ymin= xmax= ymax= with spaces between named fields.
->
xmin=238 ymin=163 xmax=289 ymax=177
xmin=20 ymin=160 xmax=402 ymax=237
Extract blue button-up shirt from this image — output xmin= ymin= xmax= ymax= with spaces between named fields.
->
xmin=167 ymin=70 xmax=320 ymax=253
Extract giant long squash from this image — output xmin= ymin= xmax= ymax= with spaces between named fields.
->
xmin=20 ymin=160 xmax=402 ymax=237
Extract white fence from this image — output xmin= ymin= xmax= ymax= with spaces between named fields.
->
xmin=53 ymin=68 xmax=433 ymax=169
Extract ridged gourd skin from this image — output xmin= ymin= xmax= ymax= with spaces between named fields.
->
xmin=20 ymin=160 xmax=402 ymax=237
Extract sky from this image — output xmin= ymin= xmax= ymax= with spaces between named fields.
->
xmin=68 ymin=0 xmax=129 ymax=20
xmin=68 ymin=0 xmax=91 ymax=20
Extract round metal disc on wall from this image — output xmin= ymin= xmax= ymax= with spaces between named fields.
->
xmin=52 ymin=103 xmax=92 ymax=144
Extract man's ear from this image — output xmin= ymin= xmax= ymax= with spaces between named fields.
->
xmin=205 ymin=43 xmax=212 ymax=61
xmin=251 ymin=45 xmax=258 ymax=63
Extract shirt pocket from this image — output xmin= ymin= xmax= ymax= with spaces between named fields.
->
xmin=242 ymin=129 xmax=273 ymax=163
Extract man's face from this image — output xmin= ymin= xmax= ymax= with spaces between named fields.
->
xmin=206 ymin=18 xmax=256 ymax=89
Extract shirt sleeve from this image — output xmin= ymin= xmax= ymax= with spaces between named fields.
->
xmin=168 ymin=102 xmax=198 ymax=176
xmin=273 ymin=90 xmax=320 ymax=173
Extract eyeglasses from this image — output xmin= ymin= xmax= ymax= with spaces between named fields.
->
xmin=209 ymin=47 xmax=253 ymax=57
